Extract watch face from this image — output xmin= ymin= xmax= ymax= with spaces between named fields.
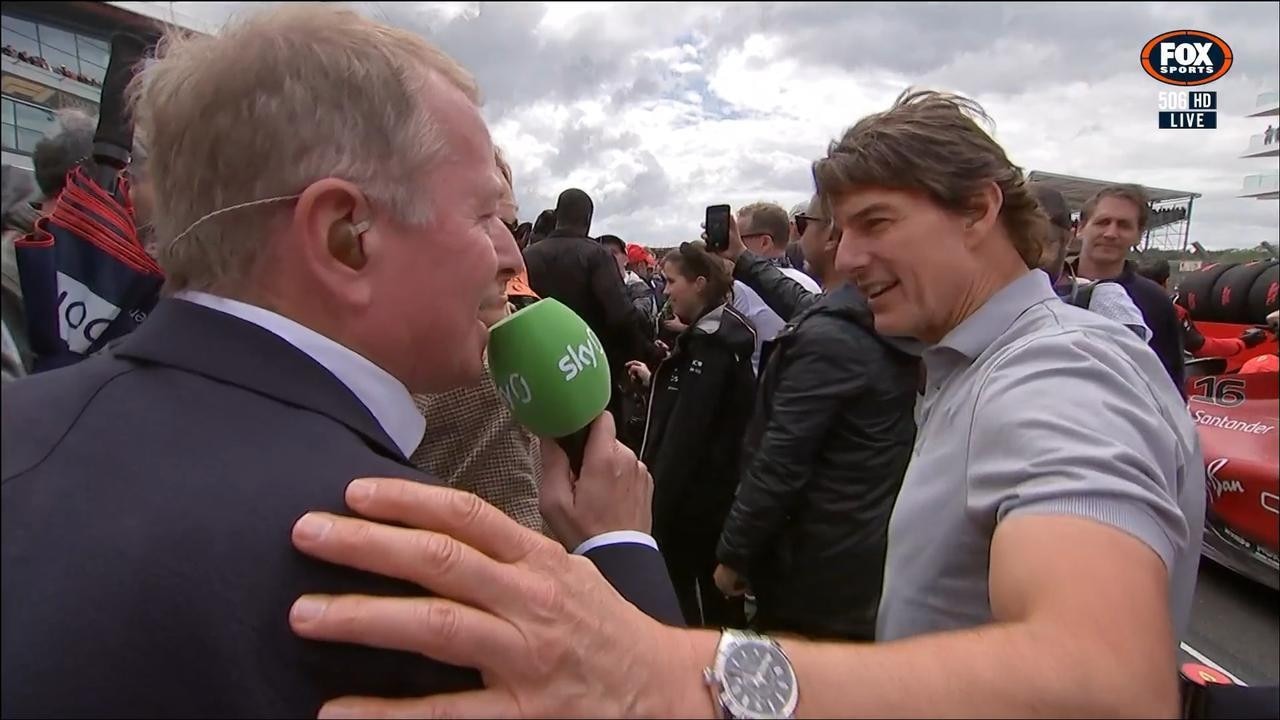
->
xmin=722 ymin=641 xmax=797 ymax=718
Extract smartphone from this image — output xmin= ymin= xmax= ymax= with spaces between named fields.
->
xmin=705 ymin=204 xmax=731 ymax=252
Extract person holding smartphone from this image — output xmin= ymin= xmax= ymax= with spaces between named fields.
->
xmin=624 ymin=242 xmax=756 ymax=628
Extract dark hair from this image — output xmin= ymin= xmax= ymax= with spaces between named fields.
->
xmin=663 ymin=241 xmax=732 ymax=304
xmin=554 ymin=188 xmax=593 ymax=236
xmin=1080 ymin=184 xmax=1149 ymax=233
xmin=597 ymin=234 xmax=625 ymax=254
xmin=813 ymin=89 xmax=1046 ymax=269
xmin=529 ymin=207 xmax=555 ymax=238
xmin=1028 ymin=183 xmax=1071 ymax=230
xmin=1136 ymin=257 xmax=1171 ymax=286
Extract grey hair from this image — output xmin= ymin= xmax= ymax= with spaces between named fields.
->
xmin=128 ymin=3 xmax=481 ymax=294
xmin=32 ymin=109 xmax=96 ymax=197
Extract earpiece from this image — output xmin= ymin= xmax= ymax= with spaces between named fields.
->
xmin=328 ymin=219 xmax=371 ymax=270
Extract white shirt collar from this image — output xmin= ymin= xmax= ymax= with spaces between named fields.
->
xmin=172 ymin=290 xmax=425 ymax=458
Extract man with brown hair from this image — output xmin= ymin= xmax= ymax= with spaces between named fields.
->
xmin=714 ymin=193 xmax=918 ymax=641
xmin=286 ymin=89 xmax=1204 ymax=720
xmin=738 ymin=201 xmax=820 ymax=293
xmin=1029 ymin=182 xmax=1150 ymax=340
xmin=0 ymin=5 xmax=678 ymax=717
xmin=1074 ymin=184 xmax=1184 ymax=391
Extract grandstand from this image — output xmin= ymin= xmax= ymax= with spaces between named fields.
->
xmin=1026 ymin=170 xmax=1201 ymax=252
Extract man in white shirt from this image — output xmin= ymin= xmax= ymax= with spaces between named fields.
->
xmin=682 ymin=204 xmax=818 ymax=375
xmin=0 ymin=5 xmax=680 ymax=718
xmin=737 ymin=201 xmax=822 ymax=294
xmin=730 ymin=279 xmax=785 ymax=374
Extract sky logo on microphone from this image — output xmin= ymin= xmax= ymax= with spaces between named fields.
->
xmin=497 ymin=373 xmax=533 ymax=407
xmin=557 ymin=329 xmax=607 ymax=381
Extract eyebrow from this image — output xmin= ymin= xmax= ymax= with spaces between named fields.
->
xmin=840 ymin=202 xmax=895 ymax=223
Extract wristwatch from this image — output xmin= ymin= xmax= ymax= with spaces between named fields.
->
xmin=703 ymin=629 xmax=799 ymax=719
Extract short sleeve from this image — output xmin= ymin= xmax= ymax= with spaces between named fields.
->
xmin=1089 ymin=284 xmax=1151 ymax=341
xmin=965 ymin=331 xmax=1190 ymax=571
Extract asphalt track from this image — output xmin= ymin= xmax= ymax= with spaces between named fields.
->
xmin=1178 ymin=558 xmax=1279 ymax=686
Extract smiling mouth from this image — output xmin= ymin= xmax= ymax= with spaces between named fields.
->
xmin=863 ymin=281 xmax=898 ymax=301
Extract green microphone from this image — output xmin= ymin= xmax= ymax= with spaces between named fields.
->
xmin=488 ymin=298 xmax=613 ymax=474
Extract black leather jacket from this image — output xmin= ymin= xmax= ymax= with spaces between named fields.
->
xmin=716 ymin=253 xmax=919 ymax=640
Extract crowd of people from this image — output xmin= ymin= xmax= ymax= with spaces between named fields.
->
xmin=1 ymin=4 xmax=1277 ymax=720
xmin=1 ymin=43 xmax=105 ymax=88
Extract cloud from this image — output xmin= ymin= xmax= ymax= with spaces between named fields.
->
xmin=160 ymin=1 xmax=1279 ymax=248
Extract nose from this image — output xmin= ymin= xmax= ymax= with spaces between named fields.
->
xmin=491 ymin=219 xmax=524 ymax=282
xmin=833 ymin=227 xmax=869 ymax=277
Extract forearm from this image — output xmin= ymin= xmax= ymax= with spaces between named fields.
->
xmin=733 ymin=252 xmax=815 ymax=321
xmin=666 ymin=622 xmax=1177 ymax=719
xmin=788 ymin=622 xmax=1176 ymax=719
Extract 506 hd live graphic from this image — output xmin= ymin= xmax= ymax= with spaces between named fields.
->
xmin=1141 ymin=30 xmax=1232 ymax=130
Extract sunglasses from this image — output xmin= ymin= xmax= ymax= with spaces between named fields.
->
xmin=794 ymin=213 xmax=827 ymax=236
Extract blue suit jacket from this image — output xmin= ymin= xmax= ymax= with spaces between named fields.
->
xmin=1 ymin=299 xmax=680 ymax=718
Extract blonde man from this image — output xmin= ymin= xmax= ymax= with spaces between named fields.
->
xmin=1 ymin=5 xmax=675 ymax=717
xmin=411 ymin=149 xmax=546 ymax=534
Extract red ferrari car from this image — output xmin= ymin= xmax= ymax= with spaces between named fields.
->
xmin=1179 ymin=259 xmax=1279 ymax=591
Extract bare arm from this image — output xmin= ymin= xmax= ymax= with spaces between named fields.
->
xmin=767 ymin=514 xmax=1178 ymax=718
xmin=286 ymin=483 xmax=1182 ymax=720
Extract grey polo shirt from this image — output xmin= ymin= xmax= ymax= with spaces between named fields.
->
xmin=877 ymin=270 xmax=1204 ymax=643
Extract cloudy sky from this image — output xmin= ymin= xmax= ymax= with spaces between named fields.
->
xmin=151 ymin=1 xmax=1278 ymax=249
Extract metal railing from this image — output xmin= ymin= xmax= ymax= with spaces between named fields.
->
xmin=1244 ymin=133 xmax=1278 ymax=153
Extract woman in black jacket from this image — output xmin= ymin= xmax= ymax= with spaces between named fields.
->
xmin=625 ymin=242 xmax=756 ymax=628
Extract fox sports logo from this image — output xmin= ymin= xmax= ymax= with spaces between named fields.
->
xmin=1141 ymin=30 xmax=1233 ymax=86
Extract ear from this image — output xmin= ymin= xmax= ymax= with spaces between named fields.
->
xmin=823 ymin=225 xmax=841 ymax=252
xmin=693 ymin=275 xmax=708 ymax=295
xmin=289 ymin=178 xmax=375 ymax=305
xmin=963 ymin=181 xmax=1003 ymax=245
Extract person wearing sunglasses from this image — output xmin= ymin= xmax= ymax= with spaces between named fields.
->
xmin=738 ymin=202 xmax=821 ymax=294
xmin=786 ymin=200 xmax=813 ymax=276
xmin=713 ymin=195 xmax=919 ymax=641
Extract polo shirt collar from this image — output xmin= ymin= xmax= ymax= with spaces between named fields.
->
xmin=934 ymin=269 xmax=1057 ymax=361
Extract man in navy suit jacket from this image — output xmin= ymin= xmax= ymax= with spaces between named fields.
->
xmin=1 ymin=6 xmax=679 ymax=718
